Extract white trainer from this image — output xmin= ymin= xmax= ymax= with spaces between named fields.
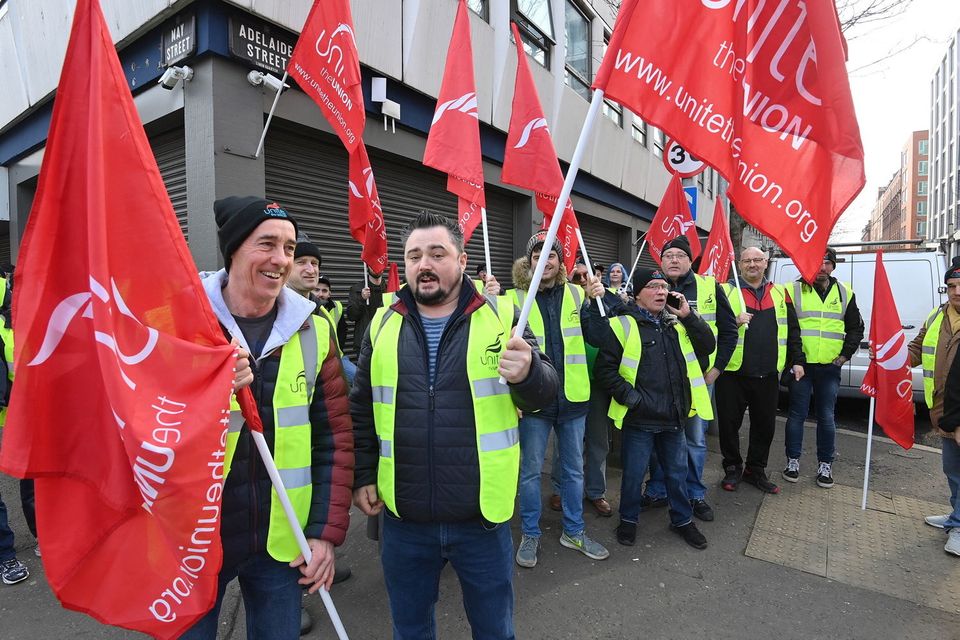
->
xmin=924 ymin=514 xmax=950 ymax=529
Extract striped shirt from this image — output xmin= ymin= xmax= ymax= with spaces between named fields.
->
xmin=421 ymin=314 xmax=451 ymax=383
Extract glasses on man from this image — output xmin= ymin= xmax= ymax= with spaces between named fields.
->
xmin=643 ymin=283 xmax=670 ymax=291
xmin=741 ymin=258 xmax=767 ymax=265
xmin=661 ymin=252 xmax=688 ymax=262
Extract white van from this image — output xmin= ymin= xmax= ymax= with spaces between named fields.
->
xmin=767 ymin=247 xmax=949 ymax=402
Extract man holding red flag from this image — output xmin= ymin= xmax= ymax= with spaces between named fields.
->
xmin=717 ymin=247 xmax=803 ymax=494
xmin=908 ymin=256 xmax=960 ymax=556
xmin=183 ymin=197 xmax=354 ymax=639
xmin=593 ymin=0 xmax=865 ymax=283
xmin=783 ymin=248 xmax=863 ymax=488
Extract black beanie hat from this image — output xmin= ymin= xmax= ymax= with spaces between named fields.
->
xmin=294 ymin=241 xmax=322 ymax=264
xmin=824 ymin=247 xmax=838 ymax=268
xmin=946 ymin=256 xmax=960 ymax=283
xmin=526 ymin=230 xmax=563 ymax=263
xmin=661 ymin=235 xmax=692 ymax=260
xmin=215 ymin=196 xmax=298 ymax=269
xmin=632 ymin=267 xmax=668 ymax=292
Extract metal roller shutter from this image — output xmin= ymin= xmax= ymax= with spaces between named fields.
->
xmin=577 ymin=213 xmax=623 ymax=270
xmin=150 ymin=129 xmax=188 ymax=239
xmin=264 ymin=121 xmax=517 ymax=350
xmin=0 ymin=226 xmax=10 ymax=266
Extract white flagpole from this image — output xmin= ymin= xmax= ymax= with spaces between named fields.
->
xmin=624 ymin=234 xmax=648 ymax=289
xmin=254 ymin=71 xmax=289 ymax=158
xmin=507 ymin=89 xmax=604 ymax=384
xmin=480 ymin=207 xmax=493 ymax=281
xmin=573 ymin=227 xmax=606 ymax=318
xmin=861 ymin=396 xmax=876 ymax=510
xmin=729 ymin=258 xmax=748 ymax=325
xmin=363 ymin=265 xmax=370 ymax=306
xmin=250 ymin=430 xmax=350 ymax=640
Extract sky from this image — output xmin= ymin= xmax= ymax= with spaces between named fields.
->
xmin=833 ymin=0 xmax=960 ymax=241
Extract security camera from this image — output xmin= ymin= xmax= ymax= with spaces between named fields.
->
xmin=246 ymin=70 xmax=289 ymax=93
xmin=158 ymin=65 xmax=193 ymax=90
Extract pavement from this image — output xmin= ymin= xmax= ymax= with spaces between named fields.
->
xmin=1 ymin=414 xmax=959 ymax=640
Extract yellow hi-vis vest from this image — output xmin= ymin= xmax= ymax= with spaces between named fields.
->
xmin=506 ymin=283 xmax=589 ymax=402
xmin=792 ymin=280 xmax=851 ymax=364
xmin=920 ymin=306 xmax=946 ymax=409
xmin=691 ymin=274 xmax=720 ymax=371
xmin=318 ymin=300 xmax=344 ymax=357
xmin=606 ymin=315 xmax=713 ymax=427
xmin=721 ymin=283 xmax=788 ymax=373
xmin=368 ymin=296 xmax=520 ymax=523
xmin=224 ymin=315 xmax=329 ymax=562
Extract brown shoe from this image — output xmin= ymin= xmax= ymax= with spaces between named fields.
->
xmin=591 ymin=497 xmax=613 ymax=517
xmin=549 ymin=494 xmax=562 ymax=511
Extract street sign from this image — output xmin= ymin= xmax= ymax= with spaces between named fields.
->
xmin=162 ymin=13 xmax=195 ymax=67
xmin=684 ymin=186 xmax=698 ymax=221
xmin=663 ymin=138 xmax=705 ymax=178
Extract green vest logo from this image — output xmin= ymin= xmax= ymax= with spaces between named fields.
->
xmin=480 ymin=332 xmax=504 ymax=368
xmin=289 ymin=370 xmax=307 ymax=394
xmin=703 ymin=294 xmax=714 ymax=306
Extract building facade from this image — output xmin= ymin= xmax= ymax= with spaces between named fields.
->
xmin=930 ymin=32 xmax=960 ymax=258
xmin=0 ymin=0 xmax=725 ymax=285
xmin=860 ymin=130 xmax=928 ymax=250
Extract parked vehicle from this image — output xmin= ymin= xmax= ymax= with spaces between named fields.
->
xmin=767 ymin=246 xmax=948 ymax=402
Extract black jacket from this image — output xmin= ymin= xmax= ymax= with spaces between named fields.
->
xmin=725 ymin=279 xmax=803 ymax=377
xmin=345 ymin=279 xmax=386 ymax=354
xmin=668 ymin=269 xmax=738 ymax=372
xmin=351 ymin=274 xmax=559 ymax=523
xmin=941 ymin=337 xmax=960 ymax=433
xmin=594 ymin=307 xmax=715 ymax=432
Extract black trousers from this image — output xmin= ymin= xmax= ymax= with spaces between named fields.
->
xmin=717 ymin=373 xmax=779 ymax=470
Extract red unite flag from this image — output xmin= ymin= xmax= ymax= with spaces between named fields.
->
xmin=646 ymin=172 xmax=702 ymax=265
xmin=422 ymin=0 xmax=487 ymax=242
xmin=0 ymin=1 xmax=240 ymax=637
xmin=348 ymin=143 xmax=389 ymax=274
xmin=699 ymin=199 xmax=735 ymax=282
xmin=502 ymin=23 xmax=580 ymax=273
xmin=385 ymin=262 xmax=401 ymax=293
xmin=288 ymin=0 xmax=365 ymax=153
xmin=860 ymin=252 xmax=914 ymax=450
xmin=593 ymin=0 xmax=865 ymax=282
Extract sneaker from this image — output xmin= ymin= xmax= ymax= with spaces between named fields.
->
xmin=515 ymin=535 xmax=539 ymax=568
xmin=299 ymin=605 xmax=313 ymax=636
xmin=559 ymin=531 xmax=610 ymax=560
xmin=33 ymin=545 xmax=41 ymax=558
xmin=690 ymin=499 xmax=715 ymax=522
xmin=548 ymin=493 xmax=562 ymax=512
xmin=924 ymin=514 xmax=951 ymax=529
xmin=672 ymin=522 xmax=708 ymax=550
xmin=816 ymin=462 xmax=834 ymax=489
xmin=782 ymin=458 xmax=800 ymax=483
xmin=742 ymin=467 xmax=781 ymax=494
xmin=616 ymin=520 xmax=637 ymax=546
xmin=639 ymin=495 xmax=667 ymax=511
xmin=1 ymin=558 xmax=29 ymax=585
xmin=946 ymin=529 xmax=960 ymax=557
xmin=721 ymin=465 xmax=742 ymax=491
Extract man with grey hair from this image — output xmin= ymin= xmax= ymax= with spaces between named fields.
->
xmin=717 ymin=247 xmax=803 ymax=494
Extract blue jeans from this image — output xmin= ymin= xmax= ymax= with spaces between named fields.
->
xmin=620 ymin=428 xmax=693 ymax=527
xmin=0 ymin=491 xmax=14 ymax=562
xmin=519 ymin=414 xmax=586 ymax=537
xmin=341 ymin=354 xmax=357 ymax=385
xmin=180 ymin=552 xmax=302 ymax=640
xmin=381 ymin=515 xmax=515 ymax=640
xmin=784 ymin=363 xmax=841 ymax=462
xmin=942 ymin=437 xmax=960 ymax=530
xmin=645 ymin=384 xmax=714 ymax=501
xmin=551 ymin=384 xmax=611 ymax=500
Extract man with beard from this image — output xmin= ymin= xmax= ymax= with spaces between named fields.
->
xmin=783 ymin=247 xmax=863 ymax=488
xmin=351 ymin=211 xmax=558 ymax=639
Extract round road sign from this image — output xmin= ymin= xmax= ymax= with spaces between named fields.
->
xmin=663 ymin=138 xmax=705 ymax=178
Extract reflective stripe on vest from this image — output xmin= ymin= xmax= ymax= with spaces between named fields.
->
xmin=224 ymin=316 xmax=328 ymax=562
xmin=722 ymin=283 xmax=787 ymax=373
xmin=693 ymin=274 xmax=719 ymax=370
xmin=921 ymin=306 xmax=945 ymax=409
xmin=369 ymin=296 xmax=520 ymax=523
xmin=606 ymin=315 xmax=714 ymax=428
xmin=509 ymin=284 xmax=589 ymax=402
xmin=317 ymin=304 xmax=344 ymax=357
xmin=792 ymin=280 xmax=850 ymax=364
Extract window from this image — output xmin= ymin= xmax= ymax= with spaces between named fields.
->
xmin=918 ymin=180 xmax=928 ymax=195
xmin=917 ymin=221 xmax=927 ymax=236
xmin=466 ymin=0 xmax=488 ymax=20
xmin=513 ymin=0 xmax=555 ymax=67
xmin=652 ymin=127 xmax=665 ymax=158
xmin=631 ymin=115 xmax=647 ymax=146
xmin=697 ymin=170 xmax=705 ymax=192
xmin=918 ymin=160 xmax=928 ymax=175
xmin=564 ymin=1 xmax=591 ymax=101
xmin=603 ymin=100 xmax=623 ymax=127
xmin=706 ymin=167 xmax=714 ymax=198
xmin=919 ymin=139 xmax=929 ymax=155
xmin=917 ymin=201 xmax=927 ymax=215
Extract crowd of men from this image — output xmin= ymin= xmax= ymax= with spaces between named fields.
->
xmin=1 ymin=198 xmax=960 ymax=640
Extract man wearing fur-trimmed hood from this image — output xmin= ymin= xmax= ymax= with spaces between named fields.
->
xmin=507 ymin=231 xmax=610 ymax=569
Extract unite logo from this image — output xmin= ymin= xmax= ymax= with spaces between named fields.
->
xmin=661 ymin=214 xmax=694 ymax=236
xmin=432 ymin=92 xmax=479 ymax=125
xmin=348 ymin=166 xmax=382 ymax=214
xmin=314 ymin=23 xmax=357 ymax=78
xmin=514 ymin=118 xmax=549 ymax=150
xmin=703 ymin=244 xmax=722 ymax=276
xmin=874 ymin=330 xmax=912 ymax=399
